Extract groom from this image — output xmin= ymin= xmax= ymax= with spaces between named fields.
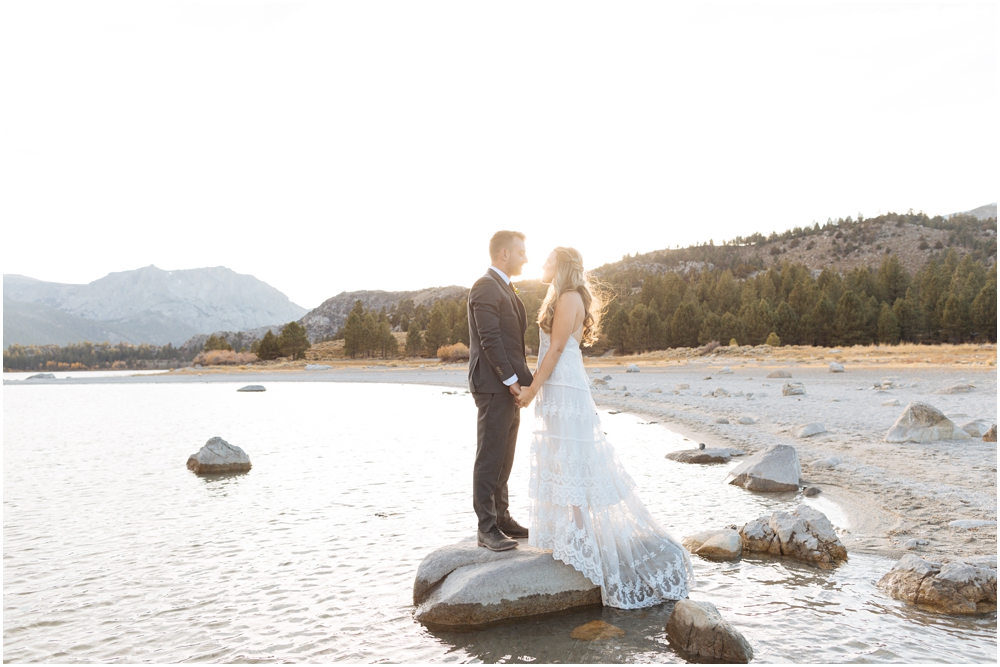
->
xmin=467 ymin=231 xmax=533 ymax=551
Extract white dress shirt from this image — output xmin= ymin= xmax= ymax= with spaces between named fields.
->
xmin=488 ymin=266 xmax=520 ymax=387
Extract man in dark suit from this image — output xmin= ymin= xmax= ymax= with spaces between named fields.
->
xmin=468 ymin=230 xmax=534 ymax=551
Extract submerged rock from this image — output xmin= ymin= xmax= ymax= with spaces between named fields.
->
xmin=570 ymin=620 xmax=625 ymax=640
xmin=667 ymin=449 xmax=732 ymax=464
xmin=803 ymin=486 xmax=821 ymax=497
xmin=666 ymin=599 xmax=753 ymax=663
xmin=626 ymin=364 xmax=640 ymax=373
xmin=885 ymin=402 xmax=971 ymax=443
xmin=782 ymin=382 xmax=806 ymax=396
xmin=767 ymin=370 xmax=792 ymax=378
xmin=726 ymin=444 xmax=801 ymax=492
xmin=938 ymin=383 xmax=975 ymax=394
xmin=739 ymin=504 xmax=847 ymax=566
xmin=26 ymin=373 xmax=56 ymax=380
xmin=829 ymin=362 xmax=845 ymax=373
xmin=882 ymin=399 xmax=900 ymax=407
xmin=305 ymin=364 xmax=332 ymax=370
xmin=810 ymin=456 xmax=841 ymax=469
xmin=877 ymin=554 xmax=996 ymax=614
xmin=984 ymin=425 xmax=997 ymax=442
xmin=237 ymin=385 xmax=266 ymax=392
xmin=714 ymin=417 xmax=730 ymax=424
xmin=413 ymin=537 xmax=600 ymax=629
xmin=682 ymin=529 xmax=742 ymax=560
xmin=186 ymin=436 xmax=252 ymax=474
xmin=736 ymin=416 xmax=757 ymax=425
xmin=719 ymin=366 xmax=734 ymax=374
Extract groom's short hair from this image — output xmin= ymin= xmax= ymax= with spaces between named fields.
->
xmin=489 ymin=231 xmax=526 ymax=259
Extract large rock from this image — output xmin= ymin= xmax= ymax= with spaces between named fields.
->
xmin=666 ymin=599 xmax=753 ymax=663
xmin=237 ymin=384 xmax=266 ymax=392
xmin=26 ymin=373 xmax=56 ymax=379
xmin=885 ymin=402 xmax=972 ymax=443
xmin=683 ymin=529 xmax=742 ymax=560
xmin=726 ymin=444 xmax=801 ymax=492
xmin=412 ymin=537 xmax=600 ymax=629
xmin=739 ymin=504 xmax=847 ymax=567
xmin=829 ymin=362 xmax=845 ymax=372
xmin=625 ymin=364 xmax=640 ymax=373
xmin=984 ymin=424 xmax=997 ymax=442
xmin=186 ymin=437 xmax=252 ymax=474
xmin=877 ymin=554 xmax=996 ymax=614
xmin=767 ymin=370 xmax=792 ymax=378
xmin=782 ymin=382 xmax=806 ymax=396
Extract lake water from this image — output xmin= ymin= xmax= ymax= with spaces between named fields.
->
xmin=3 ymin=382 xmax=996 ymax=663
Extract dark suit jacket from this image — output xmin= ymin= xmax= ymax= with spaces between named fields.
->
xmin=468 ymin=270 xmax=533 ymax=393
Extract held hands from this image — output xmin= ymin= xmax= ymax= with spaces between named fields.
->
xmin=515 ymin=384 xmax=537 ymax=409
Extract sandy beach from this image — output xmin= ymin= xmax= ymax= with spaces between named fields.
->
xmin=8 ymin=345 xmax=996 ymax=564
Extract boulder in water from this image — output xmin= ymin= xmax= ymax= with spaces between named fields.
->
xmin=666 ymin=599 xmax=753 ymax=663
xmin=877 ymin=554 xmax=996 ymax=614
xmin=882 ymin=399 xmax=900 ymax=407
xmin=412 ymin=537 xmax=600 ymax=629
xmin=984 ymin=425 xmax=997 ymax=442
xmin=625 ymin=364 xmax=640 ymax=373
xmin=767 ymin=370 xmax=792 ymax=378
xmin=726 ymin=444 xmax=800 ymax=492
xmin=885 ymin=402 xmax=971 ymax=443
xmin=718 ymin=366 xmax=734 ymax=374
xmin=305 ymin=364 xmax=332 ymax=371
xmin=782 ymin=382 xmax=806 ymax=396
xmin=26 ymin=373 xmax=56 ymax=380
xmin=186 ymin=436 xmax=252 ymax=474
xmin=237 ymin=385 xmax=266 ymax=392
xmin=739 ymin=504 xmax=847 ymax=566
xmin=829 ymin=362 xmax=845 ymax=373
xmin=683 ymin=529 xmax=742 ymax=560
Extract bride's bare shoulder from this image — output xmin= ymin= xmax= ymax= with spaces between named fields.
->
xmin=557 ymin=290 xmax=585 ymax=307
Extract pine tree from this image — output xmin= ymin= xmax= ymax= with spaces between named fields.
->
xmin=278 ymin=321 xmax=311 ymax=360
xmin=806 ymin=296 xmax=836 ymax=347
xmin=605 ymin=307 xmax=630 ymax=354
xmin=940 ymin=293 xmax=969 ymax=343
xmin=832 ymin=291 xmax=868 ymax=346
xmin=405 ymin=321 xmax=424 ymax=357
xmin=343 ymin=302 xmax=365 ymax=358
xmin=970 ymin=270 xmax=997 ymax=342
xmin=256 ymin=330 xmax=281 ymax=360
xmin=203 ymin=334 xmax=232 ymax=352
xmin=424 ymin=306 xmax=449 ymax=356
xmin=876 ymin=302 xmax=900 ymax=345
xmin=669 ymin=301 xmax=701 ymax=348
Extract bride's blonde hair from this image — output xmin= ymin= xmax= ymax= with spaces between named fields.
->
xmin=537 ymin=247 xmax=602 ymax=346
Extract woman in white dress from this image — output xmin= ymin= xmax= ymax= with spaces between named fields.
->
xmin=515 ymin=247 xmax=694 ymax=609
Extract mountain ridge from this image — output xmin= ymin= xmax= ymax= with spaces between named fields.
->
xmin=4 ymin=265 xmax=307 ymax=347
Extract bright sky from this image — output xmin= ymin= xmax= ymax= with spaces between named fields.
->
xmin=2 ymin=1 xmax=996 ymax=308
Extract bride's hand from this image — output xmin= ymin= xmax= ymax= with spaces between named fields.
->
xmin=517 ymin=385 xmax=537 ymax=408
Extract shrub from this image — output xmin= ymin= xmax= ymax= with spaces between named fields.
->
xmin=765 ymin=332 xmax=782 ymax=346
xmin=437 ymin=342 xmax=470 ymax=362
xmin=729 ymin=338 xmax=739 ymax=347
xmin=192 ymin=350 xmax=259 ymax=366
xmin=697 ymin=340 xmax=720 ymax=356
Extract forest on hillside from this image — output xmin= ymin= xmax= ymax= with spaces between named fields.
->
xmin=331 ymin=249 xmax=996 ymax=359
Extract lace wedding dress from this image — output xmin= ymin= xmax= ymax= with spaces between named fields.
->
xmin=528 ymin=328 xmax=694 ymax=608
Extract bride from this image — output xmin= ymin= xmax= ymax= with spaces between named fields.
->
xmin=515 ymin=247 xmax=694 ymax=609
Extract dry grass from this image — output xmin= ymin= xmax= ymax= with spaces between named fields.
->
xmin=580 ymin=342 xmax=997 ymax=369
xmin=193 ymin=350 xmax=259 ymax=366
xmin=437 ymin=342 xmax=470 ymax=362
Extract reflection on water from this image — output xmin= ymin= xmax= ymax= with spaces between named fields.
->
xmin=3 ymin=383 xmax=996 ymax=663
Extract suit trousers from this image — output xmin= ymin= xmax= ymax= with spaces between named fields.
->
xmin=472 ymin=391 xmax=520 ymax=534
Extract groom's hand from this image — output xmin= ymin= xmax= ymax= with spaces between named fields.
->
xmin=509 ymin=382 xmax=522 ymax=400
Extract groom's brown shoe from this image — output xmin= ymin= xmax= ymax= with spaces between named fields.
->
xmin=497 ymin=517 xmax=529 ymax=539
xmin=477 ymin=527 xmax=518 ymax=551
